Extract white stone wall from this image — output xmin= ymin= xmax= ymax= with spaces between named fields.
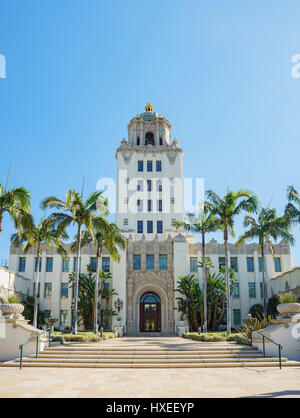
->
xmin=0 ymin=267 xmax=31 ymax=302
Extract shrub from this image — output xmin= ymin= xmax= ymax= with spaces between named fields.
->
xmin=249 ymin=304 xmax=264 ymax=319
xmin=228 ymin=333 xmax=250 ymax=345
xmin=236 ymin=313 xmax=274 ymax=341
xmin=182 ymin=332 xmax=227 ymax=342
xmin=51 ymin=331 xmax=118 ymax=343
xmin=278 ymin=293 xmax=297 ymax=304
xmin=7 ymin=294 xmax=19 ymax=303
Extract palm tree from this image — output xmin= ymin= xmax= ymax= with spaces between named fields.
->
xmin=174 ymin=205 xmax=220 ymax=333
xmin=206 ymin=189 xmax=259 ymax=335
xmin=41 ymin=189 xmax=107 ymax=334
xmin=0 ymin=182 xmax=31 ymax=242
xmin=11 ymin=215 xmax=67 ymax=328
xmin=77 ymin=218 xmax=126 ymax=333
xmin=236 ymin=207 xmax=294 ymax=317
xmin=285 ymin=186 xmax=300 ymax=224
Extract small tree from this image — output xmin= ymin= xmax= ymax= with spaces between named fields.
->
xmin=11 ymin=216 xmax=67 ymax=328
xmin=206 ymin=189 xmax=259 ymax=334
xmin=0 ymin=181 xmax=31 ymax=242
xmin=236 ymin=207 xmax=294 ymax=317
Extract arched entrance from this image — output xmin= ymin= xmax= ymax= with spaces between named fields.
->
xmin=140 ymin=292 xmax=161 ymax=332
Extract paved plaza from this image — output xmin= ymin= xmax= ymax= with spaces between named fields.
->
xmin=0 ymin=337 xmax=299 ymax=398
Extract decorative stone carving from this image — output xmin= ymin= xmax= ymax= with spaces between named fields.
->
xmin=277 ymin=303 xmax=300 ymax=315
xmin=0 ymin=303 xmax=25 ymax=319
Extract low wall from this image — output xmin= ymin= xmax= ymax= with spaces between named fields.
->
xmin=0 ymin=316 xmax=48 ymax=362
xmin=252 ymin=314 xmax=300 ymax=361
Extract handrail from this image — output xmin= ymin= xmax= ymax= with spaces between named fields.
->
xmin=251 ymin=328 xmax=283 ymax=369
xmin=19 ymin=335 xmax=40 ymax=370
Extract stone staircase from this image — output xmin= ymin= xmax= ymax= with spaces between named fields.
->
xmin=2 ymin=339 xmax=300 ymax=368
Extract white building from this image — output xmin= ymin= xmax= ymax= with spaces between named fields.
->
xmin=8 ymin=103 xmax=293 ymax=333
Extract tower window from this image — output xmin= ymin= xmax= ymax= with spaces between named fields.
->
xmin=147 ymin=221 xmax=153 ymax=233
xmin=156 ymin=161 xmax=162 ymax=172
xmin=157 ymin=221 xmax=163 ymax=233
xmin=137 ymin=221 xmax=143 ymax=233
xmin=137 ymin=136 xmax=140 ymax=146
xmin=157 ymin=200 xmax=162 ymax=212
xmin=147 ymin=180 xmax=152 ymax=191
xmin=147 ymin=161 xmax=153 ymax=172
xmin=160 ymin=137 xmax=163 ymax=146
xmin=147 ymin=200 xmax=152 ymax=212
xmin=145 ymin=132 xmax=154 ymax=146
xmin=138 ymin=161 xmax=143 ymax=172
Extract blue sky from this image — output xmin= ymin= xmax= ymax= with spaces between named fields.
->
xmin=0 ymin=0 xmax=300 ymax=265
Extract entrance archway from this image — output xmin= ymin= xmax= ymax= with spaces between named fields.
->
xmin=140 ymin=292 xmax=161 ymax=332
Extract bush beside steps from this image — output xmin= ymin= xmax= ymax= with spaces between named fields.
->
xmin=182 ymin=332 xmax=250 ymax=345
xmin=50 ymin=331 xmax=118 ymax=344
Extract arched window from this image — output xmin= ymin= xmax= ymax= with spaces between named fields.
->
xmin=140 ymin=292 xmax=160 ymax=303
xmin=145 ymin=132 xmax=154 ymax=146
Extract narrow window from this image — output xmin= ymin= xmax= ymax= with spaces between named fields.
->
xmin=156 ymin=161 xmax=162 ymax=172
xmin=248 ymin=282 xmax=256 ymax=298
xmin=138 ymin=161 xmax=143 ymax=172
xmin=274 ymin=257 xmax=281 ymax=272
xmin=157 ymin=221 xmax=163 ymax=233
xmin=247 ymin=257 xmax=254 ymax=272
xmin=46 ymin=257 xmax=53 ymax=273
xmin=147 ymin=221 xmax=153 ymax=233
xmin=133 ymin=255 xmax=141 ymax=270
xmin=62 ymin=258 xmax=69 ymax=273
xmin=146 ymin=255 xmax=154 ymax=270
xmin=230 ymin=257 xmax=238 ymax=272
xmin=90 ymin=257 xmax=97 ymax=272
xmin=102 ymin=257 xmax=110 ymax=272
xmin=19 ymin=257 xmax=26 ymax=272
xmin=159 ymin=255 xmax=168 ymax=270
xmin=232 ymin=283 xmax=240 ymax=298
xmin=190 ymin=257 xmax=198 ymax=272
xmin=147 ymin=161 xmax=153 ymax=172
xmin=147 ymin=200 xmax=152 ymax=212
xmin=61 ymin=283 xmax=69 ymax=298
xmin=137 ymin=221 xmax=143 ymax=233
xmin=44 ymin=282 xmax=52 ymax=298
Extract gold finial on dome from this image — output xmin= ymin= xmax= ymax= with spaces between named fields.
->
xmin=145 ymin=102 xmax=154 ymax=112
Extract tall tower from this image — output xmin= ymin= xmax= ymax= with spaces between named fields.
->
xmin=115 ymin=103 xmax=184 ymax=239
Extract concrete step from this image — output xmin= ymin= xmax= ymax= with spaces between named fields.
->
xmin=33 ymin=353 xmax=270 ymax=359
xmin=3 ymin=360 xmax=300 ymax=368
xmin=16 ymin=356 xmax=288 ymax=364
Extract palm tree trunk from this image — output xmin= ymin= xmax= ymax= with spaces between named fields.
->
xmin=33 ymin=252 xmax=40 ymax=328
xmin=72 ymin=224 xmax=81 ymax=335
xmin=0 ymin=209 xmax=3 ymax=242
xmin=224 ymin=229 xmax=231 ymax=335
xmin=261 ymin=240 xmax=267 ymax=318
xmin=202 ymin=232 xmax=207 ymax=333
xmin=93 ymin=244 xmax=102 ymax=334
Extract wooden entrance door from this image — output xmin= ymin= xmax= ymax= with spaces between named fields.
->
xmin=140 ymin=292 xmax=161 ymax=332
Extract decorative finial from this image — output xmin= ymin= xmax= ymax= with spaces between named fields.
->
xmin=145 ymin=102 xmax=154 ymax=112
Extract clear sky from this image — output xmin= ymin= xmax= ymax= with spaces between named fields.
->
xmin=0 ymin=0 xmax=300 ymax=265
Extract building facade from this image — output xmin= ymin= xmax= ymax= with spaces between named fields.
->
xmin=8 ymin=104 xmax=293 ymax=332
